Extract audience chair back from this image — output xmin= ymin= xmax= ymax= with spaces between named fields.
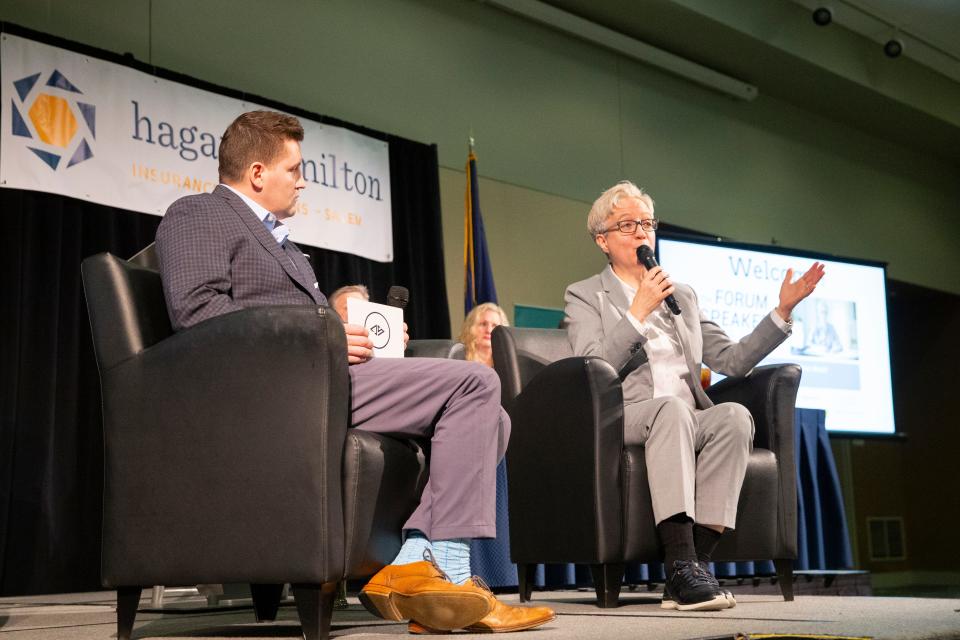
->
xmin=128 ymin=241 xmax=160 ymax=270
xmin=405 ymin=338 xmax=462 ymax=359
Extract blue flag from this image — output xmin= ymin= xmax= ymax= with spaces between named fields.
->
xmin=464 ymin=149 xmax=497 ymax=314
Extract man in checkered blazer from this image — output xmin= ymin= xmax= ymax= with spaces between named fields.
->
xmin=155 ymin=111 xmax=554 ymax=634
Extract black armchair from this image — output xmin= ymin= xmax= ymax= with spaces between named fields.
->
xmin=492 ymin=326 xmax=800 ymax=608
xmin=81 ymin=251 xmax=425 ymax=640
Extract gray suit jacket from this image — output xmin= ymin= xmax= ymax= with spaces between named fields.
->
xmin=156 ymin=184 xmax=326 ymax=331
xmin=563 ymin=265 xmax=789 ymax=409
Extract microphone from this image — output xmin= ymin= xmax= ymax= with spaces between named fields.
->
xmin=387 ymin=285 xmax=410 ymax=309
xmin=637 ymin=246 xmax=681 ymax=315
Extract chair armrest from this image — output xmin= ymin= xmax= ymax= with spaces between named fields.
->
xmin=706 ymin=363 xmax=801 ymax=558
xmin=506 ymin=356 xmax=625 ymax=564
xmin=99 ymin=305 xmax=349 ymax=586
xmin=705 ymin=363 xmax=801 ymax=454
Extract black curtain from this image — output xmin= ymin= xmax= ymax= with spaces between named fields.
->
xmin=305 ymin=135 xmax=450 ymax=340
xmin=0 ymin=144 xmax=448 ymax=597
xmin=0 ymin=190 xmax=159 ymax=595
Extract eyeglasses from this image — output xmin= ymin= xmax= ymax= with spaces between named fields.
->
xmin=603 ymin=218 xmax=658 ymax=235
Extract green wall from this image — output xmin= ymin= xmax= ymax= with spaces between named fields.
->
xmin=3 ymin=0 xmax=959 ymax=336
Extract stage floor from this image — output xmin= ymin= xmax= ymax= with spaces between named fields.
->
xmin=1 ymin=588 xmax=959 ymax=639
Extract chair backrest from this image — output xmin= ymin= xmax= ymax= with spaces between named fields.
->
xmin=128 ymin=242 xmax=160 ymax=271
xmin=491 ymin=326 xmax=572 ymax=407
xmin=404 ymin=339 xmax=464 ymax=359
xmin=81 ymin=252 xmax=173 ymax=370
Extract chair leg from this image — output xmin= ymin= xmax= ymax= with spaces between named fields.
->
xmin=775 ymin=558 xmax=795 ymax=601
xmin=590 ymin=563 xmax=625 ymax=608
xmin=116 ymin=586 xmax=142 ymax=640
xmin=197 ymin=583 xmax=224 ymax=606
xmin=150 ymin=585 xmax=164 ymax=608
xmin=293 ymin=582 xmax=336 ymax=640
xmin=251 ymin=583 xmax=284 ymax=622
xmin=517 ymin=563 xmax=536 ymax=602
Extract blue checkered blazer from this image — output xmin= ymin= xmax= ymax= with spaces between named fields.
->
xmin=156 ymin=184 xmax=327 ymax=331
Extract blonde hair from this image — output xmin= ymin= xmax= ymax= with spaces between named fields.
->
xmin=586 ymin=180 xmax=655 ymax=237
xmin=458 ymin=303 xmax=509 ymax=362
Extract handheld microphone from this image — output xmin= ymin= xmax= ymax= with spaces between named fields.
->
xmin=387 ymin=285 xmax=410 ymax=309
xmin=637 ymin=245 xmax=681 ymax=315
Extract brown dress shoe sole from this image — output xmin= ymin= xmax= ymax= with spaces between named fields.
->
xmin=409 ymin=611 xmax=557 ymax=634
xmin=466 ymin=610 xmax=557 ymax=634
xmin=359 ymin=587 xmax=493 ymax=631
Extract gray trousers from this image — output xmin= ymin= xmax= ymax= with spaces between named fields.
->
xmin=624 ymin=396 xmax=753 ymax=530
xmin=349 ymin=357 xmax=510 ymax=540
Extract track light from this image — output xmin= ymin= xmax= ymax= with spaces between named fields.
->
xmin=812 ymin=7 xmax=832 ymax=26
xmin=883 ymin=38 xmax=903 ymax=58
xmin=486 ymin=0 xmax=758 ymax=100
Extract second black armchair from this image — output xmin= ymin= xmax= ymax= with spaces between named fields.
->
xmin=492 ymin=326 xmax=800 ymax=608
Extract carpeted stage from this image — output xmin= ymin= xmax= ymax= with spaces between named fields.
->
xmin=1 ymin=586 xmax=958 ymax=640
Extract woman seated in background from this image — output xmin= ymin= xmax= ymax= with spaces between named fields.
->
xmin=458 ymin=302 xmax=509 ymax=367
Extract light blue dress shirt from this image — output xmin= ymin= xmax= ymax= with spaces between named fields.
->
xmin=221 ymin=183 xmax=290 ymax=245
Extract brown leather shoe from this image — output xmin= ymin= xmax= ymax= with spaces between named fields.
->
xmin=360 ymin=562 xmax=495 ymax=631
xmin=408 ymin=579 xmax=556 ymax=634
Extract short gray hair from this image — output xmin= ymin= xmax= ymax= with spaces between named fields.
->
xmin=586 ymin=180 xmax=655 ymax=236
xmin=329 ymin=284 xmax=369 ymax=308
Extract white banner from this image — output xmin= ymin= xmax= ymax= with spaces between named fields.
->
xmin=0 ymin=33 xmax=394 ymax=262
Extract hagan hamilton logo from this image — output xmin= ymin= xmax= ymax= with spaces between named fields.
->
xmin=9 ymin=69 xmax=95 ymax=170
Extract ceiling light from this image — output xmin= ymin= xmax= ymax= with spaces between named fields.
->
xmin=883 ymin=38 xmax=904 ymax=58
xmin=812 ymin=7 xmax=832 ymax=26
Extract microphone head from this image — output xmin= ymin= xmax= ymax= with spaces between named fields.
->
xmin=637 ymin=244 xmax=655 ymax=266
xmin=387 ymin=285 xmax=410 ymax=309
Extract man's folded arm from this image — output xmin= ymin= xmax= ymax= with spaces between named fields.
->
xmin=156 ymin=198 xmax=243 ymax=331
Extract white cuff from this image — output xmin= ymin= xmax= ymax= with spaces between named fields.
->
xmin=770 ymin=309 xmax=792 ymax=333
xmin=625 ymin=310 xmax=647 ymax=335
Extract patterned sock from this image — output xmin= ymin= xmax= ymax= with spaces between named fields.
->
xmin=693 ymin=524 xmax=723 ymax=564
xmin=432 ymin=538 xmax=472 ymax=585
xmin=657 ymin=513 xmax=696 ymax=577
xmin=391 ymin=530 xmax=433 ymax=566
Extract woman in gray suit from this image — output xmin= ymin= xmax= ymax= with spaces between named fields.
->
xmin=563 ymin=181 xmax=823 ymax=611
